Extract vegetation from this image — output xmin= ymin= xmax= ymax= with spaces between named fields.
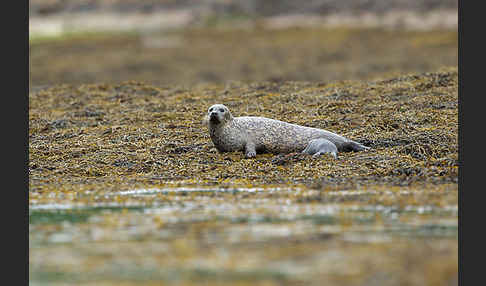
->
xmin=29 ymin=25 xmax=458 ymax=286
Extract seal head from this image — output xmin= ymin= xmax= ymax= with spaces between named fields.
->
xmin=207 ymin=104 xmax=233 ymax=125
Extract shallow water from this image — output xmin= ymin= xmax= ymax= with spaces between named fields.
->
xmin=29 ymin=185 xmax=458 ymax=286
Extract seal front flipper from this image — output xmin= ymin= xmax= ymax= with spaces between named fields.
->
xmin=302 ymin=138 xmax=338 ymax=159
xmin=245 ymin=140 xmax=257 ymax=158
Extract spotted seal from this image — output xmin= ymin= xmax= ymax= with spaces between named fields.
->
xmin=206 ymin=104 xmax=369 ymax=158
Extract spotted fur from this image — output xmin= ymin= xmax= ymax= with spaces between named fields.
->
xmin=207 ymin=104 xmax=369 ymax=158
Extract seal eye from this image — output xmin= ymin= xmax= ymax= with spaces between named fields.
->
xmin=219 ymin=108 xmax=225 ymax=112
xmin=209 ymin=108 xmax=213 ymax=112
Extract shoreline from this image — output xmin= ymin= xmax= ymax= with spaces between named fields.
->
xmin=29 ymin=9 xmax=457 ymax=39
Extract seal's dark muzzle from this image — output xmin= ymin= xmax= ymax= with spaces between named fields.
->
xmin=209 ymin=113 xmax=220 ymax=123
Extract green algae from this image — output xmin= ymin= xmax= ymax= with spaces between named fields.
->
xmin=29 ymin=206 xmax=146 ymax=225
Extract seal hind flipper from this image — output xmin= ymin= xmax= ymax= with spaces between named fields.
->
xmin=342 ymin=141 xmax=370 ymax=152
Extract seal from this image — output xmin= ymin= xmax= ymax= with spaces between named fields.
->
xmin=206 ymin=104 xmax=369 ymax=158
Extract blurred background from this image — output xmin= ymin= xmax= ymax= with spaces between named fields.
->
xmin=29 ymin=0 xmax=457 ymax=87
xmin=29 ymin=2 xmax=459 ymax=285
